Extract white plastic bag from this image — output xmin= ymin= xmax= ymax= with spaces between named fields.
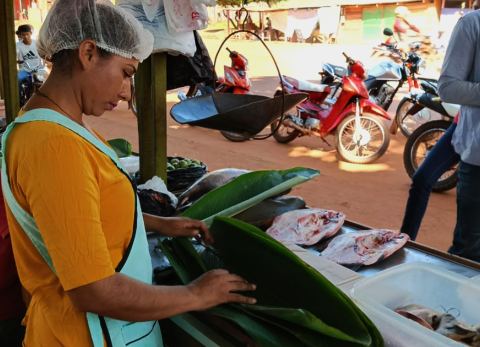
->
xmin=163 ymin=0 xmax=209 ymax=33
xmin=117 ymin=0 xmax=196 ymax=56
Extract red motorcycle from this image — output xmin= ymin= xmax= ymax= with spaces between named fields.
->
xmin=271 ymin=52 xmax=391 ymax=164
xmin=216 ymin=47 xmax=251 ymax=94
xmin=178 ymin=47 xmax=250 ymax=100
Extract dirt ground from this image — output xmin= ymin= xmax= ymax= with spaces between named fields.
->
xmin=83 ymin=36 xmax=455 ymax=253
xmin=0 ymin=35 xmax=454 ymax=252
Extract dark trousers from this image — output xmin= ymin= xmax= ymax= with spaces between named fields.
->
xmin=0 ymin=317 xmax=24 ymax=347
xmin=401 ymin=123 xmax=459 ymax=240
xmin=449 ymin=161 xmax=480 ymax=262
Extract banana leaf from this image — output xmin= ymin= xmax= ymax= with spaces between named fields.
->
xmin=107 ymin=138 xmax=133 ymax=158
xmin=210 ymin=306 xmax=307 ymax=347
xmin=160 ymin=238 xmax=307 ymax=346
xmin=181 ymin=168 xmax=319 ymax=226
xmin=159 ymin=238 xmax=205 ymax=283
xmin=209 ymin=217 xmax=383 ymax=347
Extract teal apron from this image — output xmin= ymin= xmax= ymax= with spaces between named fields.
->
xmin=1 ymin=109 xmax=163 ymax=347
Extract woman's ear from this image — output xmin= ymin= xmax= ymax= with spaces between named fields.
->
xmin=77 ymin=40 xmax=98 ymax=70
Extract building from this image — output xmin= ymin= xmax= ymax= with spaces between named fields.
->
xmin=222 ymin=0 xmax=442 ymax=44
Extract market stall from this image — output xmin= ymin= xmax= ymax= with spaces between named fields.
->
xmin=2 ymin=2 xmax=480 ymax=347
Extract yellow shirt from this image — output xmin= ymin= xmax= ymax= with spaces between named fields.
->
xmin=5 ymin=116 xmax=135 ymax=346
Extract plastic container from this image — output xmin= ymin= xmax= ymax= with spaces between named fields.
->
xmin=351 ymin=263 xmax=480 ymax=347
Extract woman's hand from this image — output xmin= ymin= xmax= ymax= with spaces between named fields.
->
xmin=187 ymin=269 xmax=256 ymax=310
xmin=143 ymin=214 xmax=213 ymax=244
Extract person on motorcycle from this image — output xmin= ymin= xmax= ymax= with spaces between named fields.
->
xmin=16 ymin=24 xmax=46 ymax=96
xmin=393 ymin=6 xmax=420 ymax=42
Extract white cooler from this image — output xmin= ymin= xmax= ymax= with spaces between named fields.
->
xmin=350 ymin=262 xmax=480 ymax=347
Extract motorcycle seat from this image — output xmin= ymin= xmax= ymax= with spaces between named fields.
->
xmin=282 ymin=75 xmax=330 ymax=93
xmin=322 ymin=63 xmax=347 ymax=78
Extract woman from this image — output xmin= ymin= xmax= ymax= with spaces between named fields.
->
xmin=1 ymin=1 xmax=255 ymax=346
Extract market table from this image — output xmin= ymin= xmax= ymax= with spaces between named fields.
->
xmin=148 ymin=219 xmax=480 ymax=346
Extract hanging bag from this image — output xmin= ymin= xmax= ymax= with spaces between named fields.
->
xmin=163 ymin=0 xmax=209 ymax=33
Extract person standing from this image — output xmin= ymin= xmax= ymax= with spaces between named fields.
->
xmin=438 ymin=8 xmax=480 ymax=262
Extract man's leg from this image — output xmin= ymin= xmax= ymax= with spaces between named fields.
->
xmin=400 ymin=124 xmax=459 ymax=240
xmin=449 ymin=161 xmax=480 ymax=262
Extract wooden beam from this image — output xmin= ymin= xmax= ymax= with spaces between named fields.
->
xmin=135 ymin=53 xmax=167 ymax=184
xmin=0 ymin=0 xmax=20 ymax=123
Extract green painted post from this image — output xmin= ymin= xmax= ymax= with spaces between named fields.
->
xmin=0 ymin=0 xmax=20 ymax=123
xmin=135 ymin=53 xmax=167 ymax=183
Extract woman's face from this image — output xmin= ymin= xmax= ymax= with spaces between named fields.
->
xmin=80 ymin=49 xmax=138 ymax=117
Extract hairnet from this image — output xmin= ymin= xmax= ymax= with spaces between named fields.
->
xmin=37 ymin=0 xmax=153 ymax=62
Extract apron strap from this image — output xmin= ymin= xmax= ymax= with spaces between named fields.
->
xmin=0 ymin=108 xmax=128 ymax=273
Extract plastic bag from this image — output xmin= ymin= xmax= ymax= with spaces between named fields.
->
xmin=118 ymin=0 xmax=196 ymax=56
xmin=138 ymin=176 xmax=178 ymax=207
xmin=163 ymin=0 xmax=208 ymax=33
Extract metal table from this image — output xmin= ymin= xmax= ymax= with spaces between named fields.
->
xmin=305 ymin=220 xmax=480 ymax=278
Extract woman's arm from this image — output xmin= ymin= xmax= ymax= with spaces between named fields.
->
xmin=143 ymin=213 xmax=213 ymax=244
xmin=67 ymin=269 xmax=256 ymax=321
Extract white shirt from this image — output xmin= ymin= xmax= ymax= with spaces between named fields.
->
xmin=16 ymin=40 xmax=43 ymax=72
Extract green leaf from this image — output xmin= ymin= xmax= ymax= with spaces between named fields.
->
xmin=243 ymin=305 xmax=364 ymax=345
xmin=107 ymin=138 xmax=133 ymax=158
xmin=209 ymin=217 xmax=382 ymax=346
xmin=159 ymin=238 xmax=207 ymax=284
xmin=210 ymin=306 xmax=306 ymax=347
xmin=181 ymin=168 xmax=319 ymax=226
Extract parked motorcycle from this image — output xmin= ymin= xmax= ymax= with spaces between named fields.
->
xmin=395 ymin=80 xmax=458 ymax=136
xmin=19 ymin=60 xmax=47 ymax=107
xmin=403 ymin=117 xmax=458 ymax=192
xmin=365 ymin=29 xmax=425 ymax=115
xmin=272 ymin=52 xmax=391 ymax=164
xmin=322 ymin=28 xmax=425 ymax=119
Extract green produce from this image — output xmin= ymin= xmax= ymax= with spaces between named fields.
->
xmin=107 ymin=138 xmax=132 ymax=158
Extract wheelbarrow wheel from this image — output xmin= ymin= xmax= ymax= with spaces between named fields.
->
xmin=220 ymin=130 xmax=251 ymax=142
xmin=270 ymin=119 xmax=300 ymax=143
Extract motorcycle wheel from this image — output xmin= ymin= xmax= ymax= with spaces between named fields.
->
xmin=336 ymin=113 xmax=390 ymax=164
xmin=270 ymin=90 xmax=300 ymax=143
xmin=270 ymin=118 xmax=300 ymax=143
xmin=403 ymin=120 xmax=457 ymax=192
xmin=395 ymin=96 xmax=434 ymax=137
xmin=220 ymin=130 xmax=251 ymax=142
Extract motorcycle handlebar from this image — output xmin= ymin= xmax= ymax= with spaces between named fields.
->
xmin=342 ymin=52 xmax=354 ymax=64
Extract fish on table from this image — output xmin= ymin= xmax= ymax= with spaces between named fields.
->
xmin=321 ymin=229 xmax=409 ymax=266
xmin=266 ymin=208 xmax=346 ymax=246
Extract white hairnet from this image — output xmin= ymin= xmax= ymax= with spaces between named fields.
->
xmin=37 ymin=0 xmax=153 ymax=62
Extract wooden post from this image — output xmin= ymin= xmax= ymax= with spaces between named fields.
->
xmin=135 ymin=53 xmax=167 ymax=183
xmin=0 ymin=0 xmax=20 ymax=123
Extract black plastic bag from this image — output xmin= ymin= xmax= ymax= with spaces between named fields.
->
xmin=166 ymin=31 xmax=216 ymax=90
xmin=138 ymin=189 xmax=176 ymax=217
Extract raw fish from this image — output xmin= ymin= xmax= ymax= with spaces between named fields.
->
xmin=266 ymin=209 xmax=345 ymax=245
xmin=178 ymin=168 xmax=250 ymax=206
xmin=321 ymin=229 xmax=409 ymax=266
xmin=235 ymin=196 xmax=306 ymax=229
